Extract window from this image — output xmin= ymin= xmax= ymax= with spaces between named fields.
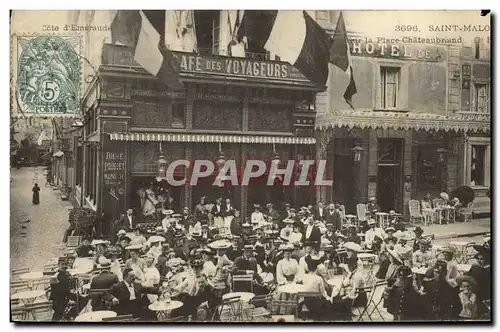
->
xmin=380 ymin=67 xmax=400 ymax=109
xmin=417 ymin=146 xmax=440 ymax=189
xmin=472 ymin=84 xmax=489 ymax=113
xmin=171 ymin=101 xmax=185 ymax=128
xmin=471 ymin=145 xmax=486 ymax=186
xmin=474 ymin=37 xmax=489 ymax=60
xmin=212 ymin=11 xmax=220 ymax=55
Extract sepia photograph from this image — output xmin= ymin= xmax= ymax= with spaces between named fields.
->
xmin=9 ymin=9 xmax=491 ymax=323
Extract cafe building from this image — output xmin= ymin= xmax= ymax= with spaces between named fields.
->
xmin=78 ymin=43 xmax=320 ymax=223
xmin=315 ymin=39 xmax=491 ymax=217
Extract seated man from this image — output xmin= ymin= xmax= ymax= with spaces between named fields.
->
xmin=90 ymin=259 xmax=120 ymax=311
xmin=108 ymin=268 xmax=162 ymax=317
xmin=233 ymin=245 xmax=268 ymax=294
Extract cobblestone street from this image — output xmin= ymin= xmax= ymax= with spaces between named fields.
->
xmin=10 ymin=166 xmax=73 ymax=272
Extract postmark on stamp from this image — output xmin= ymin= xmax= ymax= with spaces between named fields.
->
xmin=15 ymin=35 xmax=82 ymax=116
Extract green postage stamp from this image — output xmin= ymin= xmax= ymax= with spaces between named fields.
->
xmin=13 ymin=35 xmax=82 ymax=116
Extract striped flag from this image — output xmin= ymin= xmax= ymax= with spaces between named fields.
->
xmin=111 ymin=10 xmax=183 ymax=90
xmin=237 ymin=10 xmax=332 ymax=88
xmin=330 ymin=12 xmax=357 ymax=109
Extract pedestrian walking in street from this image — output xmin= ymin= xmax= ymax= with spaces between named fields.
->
xmin=32 ymin=183 xmax=40 ymax=205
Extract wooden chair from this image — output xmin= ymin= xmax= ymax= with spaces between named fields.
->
xmin=408 ymin=200 xmax=425 ymax=225
xmin=215 ymin=296 xmax=244 ymax=322
xmin=365 ymin=280 xmax=387 ymax=321
xmin=11 ymin=280 xmax=30 ymax=293
xmin=102 ymin=314 xmax=137 ymax=322
xmin=356 ymin=204 xmax=368 ymax=227
xmin=247 ymin=294 xmax=273 ymax=322
xmin=232 ymin=274 xmax=254 ymax=293
xmin=66 ymin=236 xmax=81 ymax=249
xmin=297 ymin=291 xmax=322 ymax=319
xmin=458 ymin=202 xmax=474 ymax=223
xmin=269 ymin=299 xmax=298 ymax=318
xmin=11 ymin=267 xmax=30 ymax=280
xmin=25 ymin=301 xmax=53 ymax=321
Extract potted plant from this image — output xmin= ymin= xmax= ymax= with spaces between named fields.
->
xmin=68 ymin=207 xmax=96 ymax=238
xmin=450 ymin=185 xmax=475 ymax=206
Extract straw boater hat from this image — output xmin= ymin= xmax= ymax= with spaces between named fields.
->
xmin=385 ymin=227 xmax=396 ymax=233
xmin=243 ymin=244 xmax=254 ymax=251
xmin=117 ymin=229 xmax=127 ymax=237
xmin=97 ymin=257 xmax=112 ymax=269
xmin=289 ymin=208 xmax=296 ymax=213
xmin=278 ymin=243 xmax=294 ymax=251
xmin=253 ymin=204 xmax=261 ymax=209
xmin=358 ymin=253 xmax=377 ymax=261
xmin=126 ymin=244 xmax=143 ymax=251
xmin=343 ymin=242 xmax=362 ymax=252
xmin=283 ymin=218 xmax=295 ymax=225
xmin=163 ymin=209 xmax=174 ymax=216
xmin=369 ymin=197 xmax=376 ymax=202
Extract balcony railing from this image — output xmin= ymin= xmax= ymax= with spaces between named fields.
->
xmin=458 ymin=111 xmax=490 ymax=122
xmin=196 ymin=48 xmax=277 ymax=61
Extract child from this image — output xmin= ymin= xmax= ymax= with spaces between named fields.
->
xmin=456 ymin=275 xmax=478 ymax=320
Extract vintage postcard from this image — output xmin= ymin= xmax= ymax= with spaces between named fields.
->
xmin=10 ymin=10 xmax=491 ymax=323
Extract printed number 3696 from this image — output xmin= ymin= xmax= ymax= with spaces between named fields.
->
xmin=395 ymin=25 xmax=419 ymax=32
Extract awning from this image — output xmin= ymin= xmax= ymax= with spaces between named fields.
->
xmin=53 ymin=150 xmax=64 ymax=157
xmin=109 ymin=132 xmax=316 ymax=145
xmin=316 ymin=109 xmax=490 ymax=133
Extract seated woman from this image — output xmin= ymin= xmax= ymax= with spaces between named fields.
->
xmin=211 ymin=247 xmax=233 ymax=288
xmin=275 ymin=244 xmax=299 ymax=285
xmin=125 ymin=245 xmax=146 ymax=282
xmin=297 ymin=255 xmax=334 ymax=321
xmin=456 ymin=275 xmax=479 ymax=320
xmin=330 ymin=261 xmax=367 ymax=319
xmin=412 ymin=239 xmax=434 ymax=268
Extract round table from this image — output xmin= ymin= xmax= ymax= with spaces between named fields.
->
xmin=19 ymin=271 xmax=45 ymax=281
xmin=277 ymin=283 xmax=306 ymax=295
xmin=75 ymin=310 xmax=117 ymax=322
xmin=457 ymin=264 xmax=472 ymax=273
xmin=223 ymin=292 xmax=255 ymax=303
xmin=11 ymin=290 xmax=46 ymax=306
xmin=149 ymin=301 xmax=184 ymax=321
xmin=411 ymin=267 xmax=428 ymax=275
xmin=327 ymin=275 xmax=344 ymax=288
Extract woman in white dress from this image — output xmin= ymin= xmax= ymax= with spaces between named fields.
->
xmin=143 ymin=185 xmax=158 ymax=216
xmin=143 ymin=255 xmax=161 ymax=303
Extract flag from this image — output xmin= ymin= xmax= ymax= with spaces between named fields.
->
xmin=237 ymin=10 xmax=331 ymax=88
xmin=165 ymin=10 xmax=197 ymax=53
xmin=330 ymin=12 xmax=357 ymax=109
xmin=111 ymin=10 xmax=183 ymax=90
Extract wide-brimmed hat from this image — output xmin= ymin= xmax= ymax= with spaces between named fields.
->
xmin=117 ymin=229 xmax=127 ymax=236
xmin=387 ymin=249 xmax=403 ymax=264
xmin=266 ymin=203 xmax=273 ymax=208
xmin=289 ymin=208 xmax=296 ymax=213
xmin=126 ymin=244 xmax=143 ymax=251
xmin=148 ymin=235 xmax=166 ymax=243
xmin=163 ymin=209 xmax=174 ymax=215
xmin=283 ymin=218 xmax=295 ymax=224
xmin=278 ymin=243 xmax=294 ymax=251
xmin=343 ymin=242 xmax=362 ymax=252
xmin=440 ymin=192 xmax=449 ymax=200
xmin=456 ymin=275 xmax=478 ymax=291
xmin=336 ymin=233 xmax=347 ymax=239
xmin=253 ymin=204 xmax=261 ymax=209
xmin=385 ymin=227 xmax=396 ymax=233
xmin=358 ymin=253 xmax=377 ymax=261
xmin=97 ymin=258 xmax=112 ymax=269
xmin=414 ymin=227 xmax=424 ymax=235
xmin=397 ymin=232 xmax=411 ymax=241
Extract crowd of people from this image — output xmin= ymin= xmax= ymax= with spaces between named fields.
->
xmin=48 ymin=196 xmax=491 ymax=322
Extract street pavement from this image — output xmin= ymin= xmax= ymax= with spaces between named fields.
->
xmin=10 ymin=166 xmax=72 ymax=273
xmin=408 ymin=217 xmax=490 ymax=239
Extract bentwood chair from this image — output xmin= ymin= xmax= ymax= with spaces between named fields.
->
xmin=66 ymin=236 xmax=81 ymax=249
xmin=215 ymin=296 xmax=244 ymax=322
xmin=458 ymin=202 xmax=474 ymax=223
xmin=356 ymin=204 xmax=368 ymax=228
xmin=247 ymin=294 xmax=273 ymax=322
xmin=11 ymin=267 xmax=30 ymax=281
xmin=365 ymin=280 xmax=387 ymax=321
xmin=409 ymin=200 xmax=426 ymax=225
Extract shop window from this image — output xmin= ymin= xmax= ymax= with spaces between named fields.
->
xmin=472 ymin=83 xmax=489 ymax=113
xmin=474 ymin=37 xmax=489 ymax=60
xmin=379 ymin=66 xmax=400 ymax=109
xmin=417 ymin=146 xmax=440 ymax=189
xmin=172 ymin=101 xmax=185 ymax=128
xmin=471 ymin=145 xmax=486 ymax=186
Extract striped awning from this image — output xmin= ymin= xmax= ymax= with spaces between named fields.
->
xmin=109 ymin=132 xmax=316 ymax=145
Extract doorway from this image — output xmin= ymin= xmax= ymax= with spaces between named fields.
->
xmin=332 ymin=139 xmax=356 ymax=213
xmin=376 ymin=138 xmax=403 ymax=213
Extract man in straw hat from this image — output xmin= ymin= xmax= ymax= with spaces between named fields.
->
xmin=90 ymin=258 xmax=120 ymax=311
xmin=276 ymin=243 xmax=299 ymax=285
xmin=233 ymin=244 xmax=268 ymax=294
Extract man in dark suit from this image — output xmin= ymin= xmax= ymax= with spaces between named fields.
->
xmin=118 ymin=208 xmax=137 ymax=231
xmin=303 ymin=216 xmax=322 ymax=253
xmin=50 ymin=260 xmax=73 ymax=321
xmin=266 ymin=203 xmax=281 ymax=229
xmin=89 ymin=259 xmax=119 ymax=311
xmin=313 ymin=201 xmax=326 ymax=221
xmin=230 ymin=209 xmax=243 ymax=236
xmin=75 ymin=237 xmax=94 ymax=257
xmin=324 ymin=203 xmax=342 ymax=232
xmin=211 ymin=197 xmax=224 ymax=228
xmin=165 ymin=221 xmax=177 ymax=248
xmin=108 ymin=268 xmax=162 ymax=317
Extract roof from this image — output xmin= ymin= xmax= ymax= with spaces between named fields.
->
xmin=315 ymin=109 xmax=490 ymax=133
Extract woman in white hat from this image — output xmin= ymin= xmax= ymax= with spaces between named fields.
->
xmin=332 ymin=259 xmax=367 ymax=318
xmin=343 ymin=242 xmax=362 ymax=273
xmin=143 ymin=254 xmax=161 ymax=302
xmin=276 ymin=244 xmax=299 ymax=285
xmin=279 ymin=218 xmax=295 ymax=241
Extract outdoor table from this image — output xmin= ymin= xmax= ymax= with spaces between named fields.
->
xmin=411 ymin=267 xmax=428 ymax=275
xmin=11 ymin=290 xmax=47 ymax=321
xmin=277 ymin=283 xmax=306 ymax=295
xmin=75 ymin=310 xmax=117 ymax=322
xmin=223 ymin=292 xmax=255 ymax=303
xmin=19 ymin=271 xmax=45 ymax=290
xmin=149 ymin=300 xmax=184 ymax=321
xmin=457 ymin=264 xmax=472 ymax=273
